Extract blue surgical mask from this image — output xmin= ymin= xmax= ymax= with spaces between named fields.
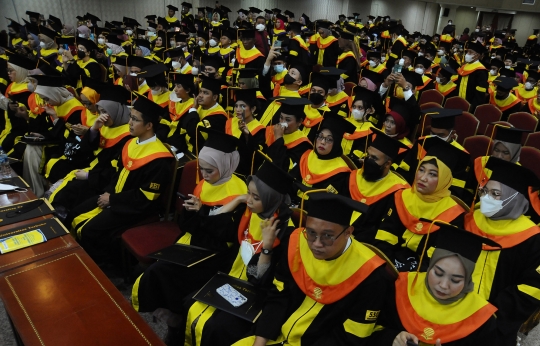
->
xmin=274 ymin=64 xmax=284 ymax=73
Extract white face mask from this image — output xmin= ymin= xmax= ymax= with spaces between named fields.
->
xmin=436 ymin=132 xmax=452 ymax=142
xmin=435 ymin=77 xmax=442 ymax=84
xmin=198 ymin=40 xmax=204 ymax=46
xmin=414 ymin=67 xmax=424 ymax=75
xmin=381 ymin=56 xmax=386 ymax=62
xmin=170 ymin=40 xmax=176 ymax=47
xmin=98 ymin=38 xmax=105 ymax=45
xmin=209 ymin=39 xmax=218 ymax=47
xmin=151 ymin=89 xmax=162 ymax=95
xmin=182 ymin=46 xmax=187 ymax=52
xmin=369 ymin=60 xmax=377 ymax=67
xmin=126 ymin=30 xmax=133 ymax=35
xmin=464 ymin=54 xmax=474 ymax=63
xmin=256 ymin=24 xmax=265 ymax=31
xmin=437 ymin=50 xmax=444 ymax=56
xmin=398 ymin=58 xmax=405 ymax=66
xmin=172 ymin=61 xmax=181 ymax=69
xmin=480 ymin=192 xmax=518 ymax=217
xmin=40 ymin=41 xmax=46 ymax=48
xmin=130 ymin=72 xmax=138 ymax=76
xmin=352 ymin=109 xmax=365 ymax=120
xmin=505 ymin=65 xmax=511 ymax=69
xmin=191 ymin=67 xmax=199 ymax=75
xmin=58 ymin=47 xmax=64 ymax=54
xmin=417 ymin=52 xmax=424 ymax=57
xmin=475 ymin=29 xmax=480 ymax=32
xmin=240 ymin=240 xmax=262 ymax=265
xmin=525 ymin=82 xmax=534 ymax=90
xmin=170 ymin=92 xmax=181 ymax=102
xmin=368 ymin=20 xmax=373 ymax=24
xmin=490 ymin=69 xmax=498 ymax=76
xmin=78 ymin=34 xmax=86 ymax=38
xmin=147 ymin=31 xmax=156 ymax=37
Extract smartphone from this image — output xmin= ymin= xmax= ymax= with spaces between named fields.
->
xmin=177 ymin=192 xmax=189 ymax=200
xmin=274 ymin=40 xmax=282 ymax=49
xmin=216 ymin=283 xmax=248 ymax=308
xmin=392 ymin=64 xmax=402 ymax=74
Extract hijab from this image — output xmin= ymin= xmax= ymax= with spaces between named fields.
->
xmin=198 ymin=146 xmax=240 ymax=185
xmin=386 ymin=111 xmax=409 ymax=140
xmin=238 ymin=77 xmax=259 ymax=88
xmin=77 ymin=25 xmax=91 ymax=38
xmin=489 ymin=181 xmax=529 ymax=220
xmin=27 ymin=33 xmax=40 ymax=49
xmin=39 ymin=34 xmax=57 ymax=49
xmin=425 ymin=248 xmax=475 ymax=305
xmin=106 ymin=43 xmax=125 ymax=55
xmin=359 ymin=77 xmax=377 ymax=91
xmin=112 ymin=63 xmax=128 ymax=76
xmin=413 ymin=157 xmax=453 ymax=203
xmin=275 ymin=19 xmax=285 ymax=30
xmin=80 ymin=87 xmax=100 ymax=104
xmin=492 ymin=140 xmax=521 ymax=163
xmin=320 ymin=28 xmax=332 ymax=37
xmin=35 ymin=85 xmax=74 ymax=105
xmin=7 ymin=63 xmax=29 ymax=83
xmin=315 ymin=127 xmax=344 ymax=160
xmin=96 ymin=100 xmax=131 ymax=127
xmin=138 ymin=46 xmax=151 ymax=57
xmin=247 ymin=175 xmax=291 ymax=219
xmin=62 ymin=25 xmax=76 ymax=36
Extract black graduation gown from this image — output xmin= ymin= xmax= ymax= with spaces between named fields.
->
xmin=288 ymin=37 xmax=311 ymax=66
xmin=1 ymin=88 xmax=31 ymax=154
xmin=64 ymin=61 xmax=102 ymax=87
xmin=265 ymin=134 xmax=312 ymax=173
xmin=310 ymin=39 xmax=340 ymax=67
xmin=338 ymin=54 xmax=358 ymax=84
xmin=456 ymin=67 xmax=488 ymax=111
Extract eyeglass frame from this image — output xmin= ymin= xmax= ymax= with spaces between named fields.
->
xmin=302 ymin=225 xmax=349 ymax=246
xmin=315 ymin=133 xmax=334 ymax=144
xmin=478 ymin=187 xmax=502 ymax=199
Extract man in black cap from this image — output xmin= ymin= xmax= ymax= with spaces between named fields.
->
xmin=234 ymin=29 xmax=266 ymax=71
xmin=386 ymin=23 xmax=408 ymax=69
xmin=366 ymin=51 xmax=389 ymax=75
xmin=490 ymin=77 xmax=521 ymax=121
xmin=69 ymin=93 xmax=173 ymax=263
xmin=412 ymin=56 xmax=435 ymax=98
xmin=240 ymin=192 xmax=392 ymax=345
xmin=311 ymin=21 xmax=340 ymax=67
xmin=351 ymin=128 xmax=410 ymax=238
xmin=180 ymin=2 xmax=195 ymax=27
xmin=515 ymin=70 xmax=539 ymax=104
xmin=137 ymin=64 xmax=171 ymax=108
xmin=336 ymin=14 xmax=347 ymax=29
xmin=457 ymin=41 xmax=488 ymax=111
xmin=288 ymin=22 xmax=311 ymax=67
xmin=435 ymin=63 xmax=459 ymax=100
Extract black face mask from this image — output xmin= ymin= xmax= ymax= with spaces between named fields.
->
xmin=77 ymin=50 xmax=86 ymax=59
xmin=309 ymin=93 xmax=325 ymax=105
xmin=283 ymin=73 xmax=297 ymax=86
xmin=362 ymin=157 xmax=386 ymax=181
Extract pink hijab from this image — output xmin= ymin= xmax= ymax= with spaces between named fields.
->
xmin=359 ymin=77 xmax=377 ymax=91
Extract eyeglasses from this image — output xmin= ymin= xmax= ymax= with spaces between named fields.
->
xmin=129 ymin=115 xmax=143 ymax=122
xmin=478 ymin=187 xmax=502 ymax=199
xmin=316 ymin=134 xmax=334 ymax=144
xmin=302 ymin=226 xmax=348 ymax=246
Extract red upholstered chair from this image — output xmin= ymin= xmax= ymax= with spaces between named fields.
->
xmin=485 ymin=121 xmax=513 ymax=139
xmin=463 ymin=135 xmax=493 ymax=161
xmin=508 ymin=112 xmax=539 ymax=141
xmin=419 ymin=89 xmax=444 ymax=106
xmin=343 ymin=82 xmax=357 ymax=96
xmin=520 ymin=147 xmax=540 ymax=178
xmin=525 ymin=132 xmax=540 ymax=150
xmin=121 ymin=160 xmax=199 ymax=274
xmin=474 ymin=104 xmax=502 ymax=135
xmin=454 ymin=111 xmax=479 ymax=145
xmin=444 ymin=96 xmax=471 ymax=112
xmin=420 ymin=102 xmax=443 ymax=112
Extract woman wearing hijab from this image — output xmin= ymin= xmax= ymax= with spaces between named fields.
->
xmin=22 ymin=75 xmax=85 ymax=197
xmin=44 ymin=83 xmax=101 ymax=184
xmin=77 ymin=26 xmax=91 ymax=39
xmin=489 ymin=126 xmax=526 ymax=164
xmin=373 ymin=223 xmax=498 ymax=346
xmin=358 ymin=77 xmax=377 ymax=91
xmin=342 ymin=87 xmax=379 ymax=159
xmin=371 ymin=137 xmax=468 ymax=272
xmin=0 ymin=53 xmax=34 ymax=158
xmin=465 ymin=157 xmax=540 ymax=345
xmin=292 ymin=114 xmax=356 ymax=202
xmin=26 ymin=32 xmax=41 ymax=56
xmin=132 ymin=160 xmax=294 ymax=346
xmin=61 ymin=24 xmax=76 ymax=37
xmin=383 ymin=109 xmax=413 ymax=149
xmin=271 ymin=18 xmax=287 ymax=46
xmin=47 ymin=85 xmax=132 ymax=215
xmin=112 ymin=56 xmax=128 ymax=86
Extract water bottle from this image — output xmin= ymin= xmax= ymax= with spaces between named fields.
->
xmin=0 ymin=147 xmax=11 ymax=179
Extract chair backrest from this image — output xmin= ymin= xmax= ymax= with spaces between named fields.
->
xmin=484 ymin=121 xmax=512 ymax=138
xmin=508 ymin=112 xmax=539 ymax=143
xmin=343 ymin=82 xmax=357 ymax=97
xmin=463 ymin=135 xmax=493 ymax=161
xmin=444 ymin=96 xmax=471 ymax=112
xmin=99 ymin=64 xmax=108 ymax=82
xmin=474 ymin=104 xmax=502 ymax=135
xmin=419 ymin=102 xmax=443 ymax=112
xmin=418 ymin=89 xmax=444 ymax=106
xmin=520 ymin=147 xmax=540 ymax=178
xmin=176 ymin=160 xmax=201 ymax=214
xmin=454 ymin=111 xmax=479 ymax=145
xmin=525 ymin=132 xmax=540 ymax=150
xmin=162 ymin=144 xmax=181 ymax=221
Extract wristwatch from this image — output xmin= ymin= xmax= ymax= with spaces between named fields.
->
xmin=261 ymin=248 xmax=273 ymax=255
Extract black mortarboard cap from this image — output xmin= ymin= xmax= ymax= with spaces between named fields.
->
xmin=94 ymin=27 xmax=111 ymax=37
xmin=136 ymin=28 xmax=147 ymax=36
xmin=310 ymin=72 xmax=332 ymax=93
xmin=420 ymin=136 xmax=470 ymax=172
xmin=132 ymin=93 xmax=167 ymax=120
xmin=99 ymin=85 xmax=132 ymax=104
xmin=494 ymin=76 xmax=518 ymax=91
xmin=249 ymin=7 xmax=262 ymax=14
xmin=367 ymin=51 xmax=382 ymax=60
xmin=77 ymin=37 xmax=99 ymax=51
xmin=221 ymin=6 xmax=232 ymax=13
xmin=24 ymin=21 xmax=40 ymax=36
xmin=490 ymin=59 xmax=504 ymax=69
xmin=202 ymin=54 xmax=224 ymax=70
xmin=6 ymin=51 xmax=37 ymax=70
xmin=26 ymin=11 xmax=41 ymax=21
xmin=157 ymin=17 xmax=170 ymax=28
xmin=264 ymin=9 xmax=273 ymax=14
xmin=36 ymin=58 xmax=61 ymax=76
xmin=272 ymin=8 xmax=281 ymax=14
xmin=423 ymin=108 xmax=462 ymax=129
xmin=317 ymin=21 xmax=333 ymax=30
xmin=494 ymin=31 xmax=505 ymax=40
xmin=137 ymin=63 xmax=169 ymax=87
xmin=414 ymin=56 xmax=432 ymax=69
xmin=423 ymin=220 xmax=500 ymax=262
xmin=483 ymin=156 xmax=539 ymax=196
xmin=167 ymin=4 xmax=179 ymax=11
xmin=527 ymin=70 xmax=540 ymax=82
xmin=199 ymin=75 xmax=226 ymax=95
xmin=289 ymin=22 xmax=303 ymax=33
xmin=181 ymin=2 xmax=192 ymax=9
xmin=7 ymin=19 xmax=21 ymax=31
xmin=339 ymin=30 xmax=355 ymax=41
xmin=146 ymin=15 xmax=157 ymax=20
xmin=255 ymin=160 xmax=293 ymax=195
xmin=499 ymin=68 xmax=516 ymax=78
xmin=233 ymin=88 xmax=257 ymax=105
xmin=276 ymin=14 xmax=288 ymax=23
xmin=277 ymin=97 xmax=312 ymax=115
xmin=236 ymin=68 xmax=259 ymax=79
xmin=466 ymin=41 xmax=486 ymax=54
xmin=39 ymin=25 xmax=59 ymax=39
xmin=401 ymin=70 xmax=423 ymax=88
xmin=369 ymin=127 xmax=409 ymax=161
xmin=133 ymin=38 xmax=152 ymax=50
xmin=105 ymin=34 xmax=123 ymax=46
xmin=240 ymin=29 xmax=255 ymax=39
xmin=199 ymin=127 xmax=240 ymax=153
xmin=494 ymin=126 xmax=530 ymax=145
xmin=402 ymin=49 xmax=418 ymax=61
xmin=128 ymin=55 xmax=156 ymax=69
xmin=171 ymin=72 xmax=195 ymax=90
xmin=308 ymin=192 xmax=368 ymax=226
xmin=320 ymin=113 xmax=357 ymax=138
xmin=85 ymin=12 xmax=101 ymax=23
xmin=33 ymin=75 xmax=64 ymax=87
xmin=124 ymin=17 xmax=142 ymax=27
xmin=284 ymin=10 xmax=295 ymax=18
xmin=439 ymin=63 xmax=457 ymax=79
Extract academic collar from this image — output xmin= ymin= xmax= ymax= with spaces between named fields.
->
xmin=342 ymin=237 xmax=352 ymax=254
xmin=313 ymin=102 xmax=327 ymax=109
xmin=203 ymin=102 xmax=219 ymax=110
xmin=136 ymin=134 xmax=157 ymax=145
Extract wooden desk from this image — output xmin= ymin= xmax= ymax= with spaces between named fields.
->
xmin=0 ymin=247 xmax=165 ymax=346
